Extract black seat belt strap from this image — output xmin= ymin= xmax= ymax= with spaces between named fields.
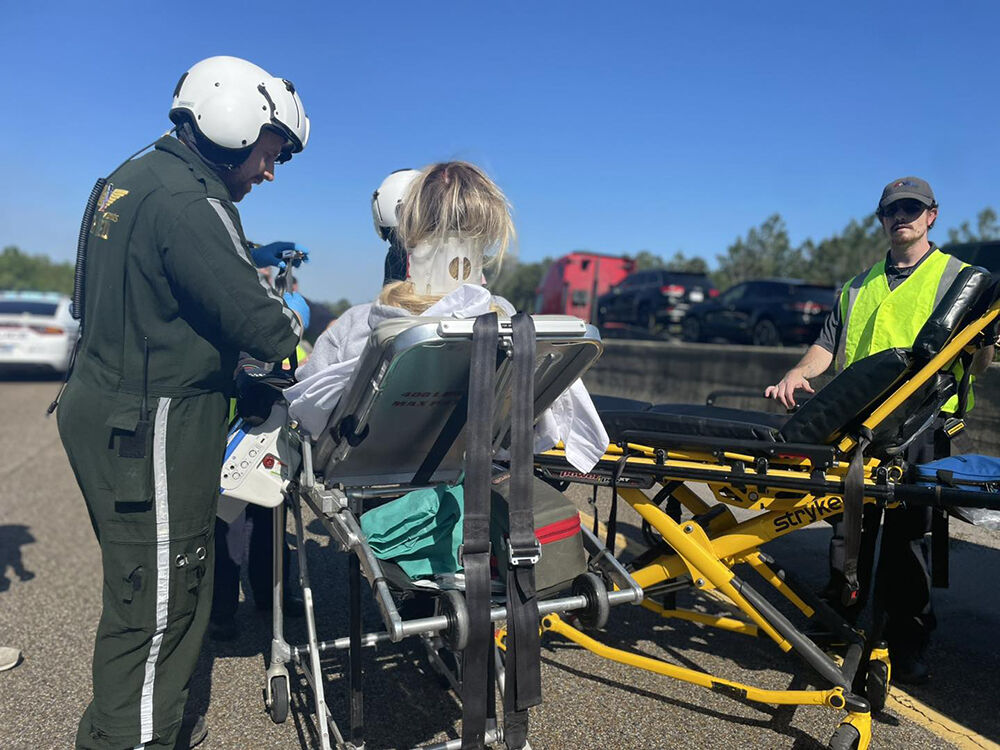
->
xmin=841 ymin=430 xmax=872 ymax=608
xmin=931 ymin=504 xmax=950 ymax=588
xmin=943 ymin=351 xmax=976 ymax=455
xmin=606 ymin=451 xmax=629 ymax=552
xmin=934 ymin=351 xmax=975 ymax=587
xmin=461 ymin=313 xmax=498 ymax=750
xmin=503 ymin=313 xmax=542 ymax=750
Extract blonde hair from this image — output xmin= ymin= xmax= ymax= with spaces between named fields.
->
xmin=379 ymin=161 xmax=515 ymax=314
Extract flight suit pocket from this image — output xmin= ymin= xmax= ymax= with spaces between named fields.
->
xmin=100 ymin=521 xmax=156 ymax=632
xmin=168 ymin=520 xmax=213 ymax=623
xmin=101 ymin=519 xmax=213 ymax=630
xmin=106 ymin=399 xmax=155 ymax=504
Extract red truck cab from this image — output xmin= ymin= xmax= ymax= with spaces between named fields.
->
xmin=534 ymin=252 xmax=635 ymax=323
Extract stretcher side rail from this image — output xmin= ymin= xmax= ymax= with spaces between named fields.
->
xmin=617 ymin=429 xmax=840 ymax=465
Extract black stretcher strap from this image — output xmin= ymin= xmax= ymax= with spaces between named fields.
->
xmin=932 ymin=505 xmax=950 ymax=588
xmin=461 ymin=313 xmax=498 ymax=750
xmin=413 ymin=390 xmax=470 ymax=485
xmin=840 ymin=429 xmax=872 ymax=608
xmin=590 ymin=486 xmax=600 ymax=538
xmin=606 ymin=451 xmax=629 ymax=552
xmin=932 ymin=350 xmax=975 ymax=588
xmin=943 ymin=350 xmax=976 ymax=454
xmin=503 ymin=314 xmax=542 ymax=750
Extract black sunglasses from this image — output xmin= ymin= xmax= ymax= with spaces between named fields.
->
xmin=880 ymin=199 xmax=927 ymax=221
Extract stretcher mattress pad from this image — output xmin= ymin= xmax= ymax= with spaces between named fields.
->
xmin=592 ymin=396 xmax=785 ymax=442
xmin=592 ymin=348 xmax=912 ymax=449
xmin=779 ymin=347 xmax=911 ymax=445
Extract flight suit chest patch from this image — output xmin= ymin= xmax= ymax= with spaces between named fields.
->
xmin=91 ymin=183 xmax=129 ymax=240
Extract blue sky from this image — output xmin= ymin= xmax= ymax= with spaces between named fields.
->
xmin=3 ymin=2 xmax=998 ymax=304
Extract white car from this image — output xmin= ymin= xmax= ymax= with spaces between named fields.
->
xmin=0 ymin=291 xmax=79 ymax=374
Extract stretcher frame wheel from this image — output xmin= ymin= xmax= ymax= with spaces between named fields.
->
xmin=573 ymin=572 xmax=610 ymax=629
xmin=439 ymin=589 xmax=470 ymax=652
xmin=828 ymin=723 xmax=861 ymax=750
xmin=267 ymin=673 xmax=290 ymax=724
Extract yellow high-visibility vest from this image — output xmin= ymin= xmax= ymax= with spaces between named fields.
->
xmin=839 ymin=248 xmax=969 ymax=413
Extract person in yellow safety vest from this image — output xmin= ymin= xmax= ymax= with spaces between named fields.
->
xmin=765 ymin=176 xmax=994 ymax=686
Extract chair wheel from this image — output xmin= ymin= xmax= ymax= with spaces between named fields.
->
xmin=267 ymin=675 xmax=289 ymax=724
xmin=828 ymin=723 xmax=860 ymax=750
xmin=573 ymin=572 xmax=610 ymax=629
xmin=866 ymin=659 xmax=890 ymax=714
xmin=439 ymin=589 xmax=469 ymax=652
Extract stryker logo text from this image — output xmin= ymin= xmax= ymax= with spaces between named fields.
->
xmin=773 ymin=497 xmax=843 ymax=532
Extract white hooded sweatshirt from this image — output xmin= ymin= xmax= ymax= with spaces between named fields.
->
xmin=285 ymin=284 xmax=609 ymax=472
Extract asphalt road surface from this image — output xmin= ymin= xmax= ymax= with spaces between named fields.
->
xmin=2 ymin=380 xmax=998 ymax=749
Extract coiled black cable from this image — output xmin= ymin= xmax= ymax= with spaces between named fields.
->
xmin=71 ymin=178 xmax=106 ymax=322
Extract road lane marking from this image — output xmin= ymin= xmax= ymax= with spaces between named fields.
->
xmin=889 ymin=688 xmax=999 ymax=750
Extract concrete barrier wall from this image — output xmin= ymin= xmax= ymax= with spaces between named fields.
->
xmin=582 ymin=340 xmax=1000 ymax=455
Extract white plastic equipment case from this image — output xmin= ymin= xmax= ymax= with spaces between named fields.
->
xmin=219 ymin=404 xmax=301 ymax=515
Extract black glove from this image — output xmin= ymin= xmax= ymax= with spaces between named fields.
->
xmin=234 ymin=357 xmax=295 ymax=427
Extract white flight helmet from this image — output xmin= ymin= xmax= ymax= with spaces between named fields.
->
xmin=169 ymin=56 xmax=310 ymax=165
xmin=372 ymin=169 xmax=421 ymax=240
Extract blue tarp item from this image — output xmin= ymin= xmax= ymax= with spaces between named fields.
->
xmin=913 ymin=454 xmax=1000 ymax=530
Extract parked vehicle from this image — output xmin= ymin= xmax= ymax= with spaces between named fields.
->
xmin=534 ymin=252 xmax=635 ymax=323
xmin=943 ymin=240 xmax=1000 ymax=272
xmin=0 ymin=291 xmax=79 ymax=373
xmin=596 ymin=269 xmax=717 ymax=332
xmin=681 ymin=278 xmax=835 ymax=346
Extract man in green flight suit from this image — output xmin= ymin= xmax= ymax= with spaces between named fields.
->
xmin=766 ymin=176 xmax=993 ymax=684
xmin=57 ymin=56 xmax=312 ymax=749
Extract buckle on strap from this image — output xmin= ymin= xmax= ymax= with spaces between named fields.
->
xmin=841 ymin=580 xmax=860 ymax=608
xmin=458 ymin=541 xmax=490 ymax=566
xmin=507 ymin=538 xmax=541 ymax=567
xmin=943 ymin=417 xmax=966 ymax=438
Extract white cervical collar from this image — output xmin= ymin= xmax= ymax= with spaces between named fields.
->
xmin=407 ymin=236 xmax=484 ymax=296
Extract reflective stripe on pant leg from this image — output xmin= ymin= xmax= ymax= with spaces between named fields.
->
xmin=136 ymin=397 xmax=172 ymax=747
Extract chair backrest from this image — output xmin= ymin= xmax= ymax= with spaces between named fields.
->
xmin=780 ymin=265 xmax=993 ymax=446
xmin=313 ymin=315 xmax=603 ymax=489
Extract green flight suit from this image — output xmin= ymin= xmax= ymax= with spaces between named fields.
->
xmin=57 ymin=136 xmax=301 ymax=749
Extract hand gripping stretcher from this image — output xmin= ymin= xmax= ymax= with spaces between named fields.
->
xmin=533 ymin=265 xmax=1000 ymax=750
xmin=221 ymin=313 xmax=643 ymax=749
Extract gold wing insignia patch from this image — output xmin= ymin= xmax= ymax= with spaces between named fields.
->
xmin=97 ymin=184 xmax=129 ymax=212
xmin=92 ymin=182 xmax=128 ymax=240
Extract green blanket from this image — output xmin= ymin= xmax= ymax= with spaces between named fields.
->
xmin=359 ymin=484 xmax=464 ymax=580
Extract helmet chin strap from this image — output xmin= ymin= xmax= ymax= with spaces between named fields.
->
xmin=407 ymin=236 xmax=484 ymax=297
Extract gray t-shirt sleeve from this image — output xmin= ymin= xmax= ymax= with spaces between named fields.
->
xmin=813 ymin=291 xmax=842 ymax=354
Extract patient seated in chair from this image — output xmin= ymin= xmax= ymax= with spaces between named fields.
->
xmin=285 ymin=161 xmax=609 ymax=588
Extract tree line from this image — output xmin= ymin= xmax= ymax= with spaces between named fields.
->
xmin=3 ymin=206 xmax=997 ymax=315
xmin=492 ymin=207 xmax=1000 ymax=311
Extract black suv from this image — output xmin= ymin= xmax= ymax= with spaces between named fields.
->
xmin=596 ymin=270 xmax=717 ymax=332
xmin=681 ymin=278 xmax=835 ymax=346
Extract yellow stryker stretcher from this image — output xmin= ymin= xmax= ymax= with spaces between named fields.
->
xmin=533 ymin=265 xmax=1000 ymax=750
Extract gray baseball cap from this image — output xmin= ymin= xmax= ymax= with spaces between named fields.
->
xmin=878 ymin=176 xmax=936 ymax=212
